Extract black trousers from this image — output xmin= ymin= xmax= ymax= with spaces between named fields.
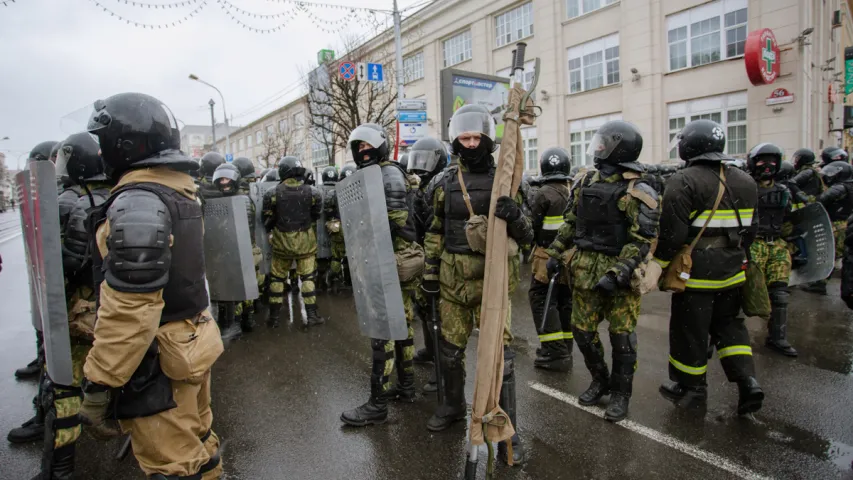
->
xmin=668 ymin=288 xmax=755 ymax=387
xmin=528 ymin=278 xmax=572 ymax=351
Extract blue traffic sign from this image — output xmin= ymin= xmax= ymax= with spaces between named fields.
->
xmin=398 ymin=111 xmax=427 ymax=122
xmin=339 ymin=62 xmax=356 ymax=81
xmin=367 ymin=63 xmax=384 ymax=82
xmin=225 ymin=153 xmax=234 ymax=162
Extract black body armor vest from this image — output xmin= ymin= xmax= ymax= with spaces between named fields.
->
xmin=275 ymin=184 xmax=313 ymax=232
xmin=444 ymin=166 xmax=495 ymax=254
xmin=574 ymin=178 xmax=630 ymax=256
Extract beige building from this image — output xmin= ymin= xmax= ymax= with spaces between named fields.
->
xmin=180 ymin=123 xmax=237 ymax=159
xmin=222 ymin=0 xmax=853 ymax=173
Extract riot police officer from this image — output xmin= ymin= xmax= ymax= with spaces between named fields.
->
xmin=820 ymin=161 xmax=853 ymax=267
xmin=421 ymin=106 xmax=532 ymax=464
xmin=747 ymin=144 xmax=797 ymax=357
xmin=232 ymin=156 xmax=257 ymax=195
xmin=820 ymin=146 xmax=849 ymax=167
xmin=656 ymin=119 xmax=763 ymax=415
xmin=529 ymin=147 xmax=574 ymax=372
xmin=777 ymin=161 xmax=809 ymax=211
xmin=790 ymin=148 xmax=824 ymax=201
xmin=262 ymin=156 xmax=325 ymax=328
xmin=340 ymin=124 xmax=423 ymax=426
xmin=325 ymin=164 xmax=356 ymax=287
xmin=77 ymin=92 xmax=224 ymax=479
xmin=213 ymin=162 xmax=257 ymax=336
xmin=545 ymin=121 xmax=659 ymax=422
xmin=407 ymin=137 xmax=449 ymax=393
xmin=199 ymin=151 xmax=226 ymax=200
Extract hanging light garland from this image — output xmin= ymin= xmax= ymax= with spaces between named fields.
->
xmin=106 ymin=0 xmax=201 ymax=8
xmin=218 ymin=0 xmax=295 ymax=33
xmin=218 ymin=0 xmax=296 ymax=19
xmin=89 ymin=0 xmax=206 ymax=28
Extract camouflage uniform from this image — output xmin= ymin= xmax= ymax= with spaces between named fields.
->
xmin=750 ymin=238 xmax=791 ymax=285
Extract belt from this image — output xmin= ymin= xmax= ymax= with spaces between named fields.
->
xmin=755 ymin=234 xmax=780 ymax=242
xmin=694 ymin=236 xmax=729 ymax=249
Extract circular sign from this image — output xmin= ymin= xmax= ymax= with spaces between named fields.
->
xmin=339 ymin=62 xmax=355 ymax=81
xmin=744 ymin=28 xmax=781 ymax=86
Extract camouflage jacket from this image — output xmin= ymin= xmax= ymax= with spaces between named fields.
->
xmin=262 ymin=178 xmax=321 ymax=258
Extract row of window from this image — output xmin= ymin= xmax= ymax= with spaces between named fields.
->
xmin=233 ymin=111 xmax=305 ymax=152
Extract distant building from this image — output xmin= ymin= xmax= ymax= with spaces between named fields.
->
xmin=180 ymin=124 xmax=239 ymax=159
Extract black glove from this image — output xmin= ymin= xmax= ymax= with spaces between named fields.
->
xmin=594 ymin=272 xmax=618 ymax=295
xmin=546 ymin=257 xmax=561 ymax=278
xmin=421 ymin=279 xmax=440 ymax=299
xmin=494 ymin=196 xmax=522 ymax=223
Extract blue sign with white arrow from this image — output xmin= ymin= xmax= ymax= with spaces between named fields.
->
xmin=398 ymin=111 xmax=427 ymax=122
xmin=367 ymin=63 xmax=383 ymax=82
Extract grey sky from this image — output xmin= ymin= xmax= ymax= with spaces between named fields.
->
xmin=0 ymin=0 xmax=423 ymax=168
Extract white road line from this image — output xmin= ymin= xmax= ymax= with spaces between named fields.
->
xmin=529 ymin=381 xmax=772 ymax=480
xmin=0 ymin=231 xmax=21 ymax=244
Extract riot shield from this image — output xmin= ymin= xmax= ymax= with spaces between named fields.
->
xmin=788 ymin=202 xmax=835 ymax=286
xmin=316 ymin=185 xmax=332 ymax=260
xmin=336 ymin=165 xmax=408 ymax=340
xmin=15 ymin=162 xmax=73 ymax=386
xmin=253 ymin=181 xmax=278 ymax=276
xmin=203 ymin=196 xmax=260 ymax=302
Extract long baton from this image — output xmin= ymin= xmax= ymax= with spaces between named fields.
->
xmin=538 ymin=272 xmax=559 ymax=332
xmin=429 ymin=295 xmax=445 ymax=404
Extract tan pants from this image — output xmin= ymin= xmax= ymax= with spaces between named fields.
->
xmin=119 ymin=371 xmax=222 ymax=479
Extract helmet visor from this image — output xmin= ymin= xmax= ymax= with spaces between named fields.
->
xmin=60 ymin=101 xmax=111 ymax=137
xmin=448 ymin=110 xmax=495 ymax=143
xmin=587 ymin=131 xmax=623 ymax=160
xmin=54 ymin=144 xmax=73 ymax=179
xmin=408 ymin=150 xmax=439 ymax=173
xmin=213 ymin=168 xmax=240 ymax=183
xmin=348 ymin=125 xmax=386 ymax=150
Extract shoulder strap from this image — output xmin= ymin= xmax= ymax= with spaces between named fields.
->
xmin=456 ymin=167 xmax=476 ymax=218
xmin=688 ymin=166 xmax=726 ymax=251
xmin=626 ymin=179 xmax=659 ymax=209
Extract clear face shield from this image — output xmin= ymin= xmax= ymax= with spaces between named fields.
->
xmin=587 ymin=131 xmax=625 ymax=160
xmin=408 ymin=149 xmax=439 ymax=174
xmin=448 ymin=110 xmax=495 ymax=144
xmin=213 ymin=168 xmax=240 ymax=192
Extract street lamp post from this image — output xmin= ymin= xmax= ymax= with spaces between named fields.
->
xmin=189 ymin=74 xmax=230 ymax=156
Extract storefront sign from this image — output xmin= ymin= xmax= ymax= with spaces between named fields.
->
xmin=766 ymin=88 xmax=794 ymax=106
xmin=745 ymin=28 xmax=781 ymax=86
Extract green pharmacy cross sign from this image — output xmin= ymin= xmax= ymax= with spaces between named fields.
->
xmin=762 ymin=37 xmax=777 ymax=72
xmin=745 ymin=28 xmax=781 ymax=86
xmin=845 ymin=47 xmax=853 ymax=95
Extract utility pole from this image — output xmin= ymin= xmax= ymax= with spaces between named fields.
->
xmin=209 ymin=99 xmax=217 ymax=152
xmin=393 ymin=0 xmax=404 ymax=160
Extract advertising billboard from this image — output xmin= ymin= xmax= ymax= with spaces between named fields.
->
xmin=440 ymin=68 xmax=510 ymax=142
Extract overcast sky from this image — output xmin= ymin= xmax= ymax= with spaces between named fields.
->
xmin=0 ymin=0 xmax=424 ymax=168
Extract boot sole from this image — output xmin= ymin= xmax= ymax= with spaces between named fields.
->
xmin=578 ymin=392 xmax=609 ymax=406
xmin=737 ymin=392 xmax=764 ymax=415
xmin=426 ymin=415 xmax=466 ymax=432
xmin=658 ymin=386 xmax=708 ymax=408
xmin=765 ymin=342 xmax=798 ymax=357
xmin=13 ymin=372 xmax=40 ymax=380
xmin=534 ymin=360 xmax=572 ymax=372
xmin=604 ymin=411 xmax=627 ymax=422
xmin=340 ymin=415 xmax=388 ymax=427
xmin=7 ymin=429 xmax=44 ymax=443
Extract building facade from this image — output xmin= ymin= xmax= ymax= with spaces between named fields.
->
xmin=221 ymin=0 xmax=853 ymax=174
xmin=180 ymin=123 xmax=238 ymax=159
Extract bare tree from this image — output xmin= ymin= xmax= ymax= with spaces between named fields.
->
xmin=305 ymin=35 xmax=398 ymax=166
xmin=259 ymin=129 xmax=296 ymax=168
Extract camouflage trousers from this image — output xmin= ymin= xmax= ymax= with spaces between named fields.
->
xmin=330 ymin=237 xmax=346 ymax=275
xmin=571 ymin=288 xmax=640 ymax=335
xmin=440 ymin=298 xmax=513 ymax=350
xmin=834 ymin=220 xmax=847 ymax=261
xmin=51 ymin=341 xmax=90 ymax=451
xmin=372 ymin=294 xmax=416 ymax=393
xmin=749 ymin=238 xmax=791 ymax=286
xmin=270 ymin=255 xmax=316 ymax=306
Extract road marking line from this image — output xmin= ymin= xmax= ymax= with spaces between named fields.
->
xmin=0 ymin=231 xmax=21 ymax=244
xmin=529 ymin=381 xmax=772 ymax=480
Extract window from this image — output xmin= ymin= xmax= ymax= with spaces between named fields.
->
xmin=256 ymin=131 xmax=263 ymax=144
xmin=666 ymin=0 xmax=747 ymax=71
xmin=567 ymin=0 xmax=618 ymax=19
xmin=667 ymin=91 xmax=747 ymax=157
xmin=311 ymin=142 xmax=331 ymax=166
xmin=567 ymin=33 xmax=620 ymax=93
xmin=266 ymin=125 xmax=275 ymax=136
xmin=495 ymin=2 xmax=533 ymax=48
xmin=568 ymin=113 xmax=622 ymax=166
xmin=521 ymin=127 xmax=538 ymax=171
xmin=238 ymin=138 xmax=245 ymax=150
xmin=246 ymin=135 xmax=252 ymax=148
xmin=279 ymin=119 xmax=289 ymax=132
xmin=294 ymin=141 xmax=304 ymax=157
xmin=443 ymin=30 xmax=472 ymax=67
xmin=496 ymin=60 xmax=537 ymax=100
xmin=403 ymin=52 xmax=424 ymax=83
xmin=293 ymin=111 xmax=304 ymax=129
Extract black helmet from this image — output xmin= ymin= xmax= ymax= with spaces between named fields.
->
xmin=321 ymin=166 xmax=338 ymax=184
xmin=349 ymin=123 xmax=389 ymax=167
xmin=340 ymin=163 xmax=357 ymax=179
xmin=201 ymin=152 xmax=226 ymax=179
xmin=305 ymin=170 xmax=316 ymax=185
xmin=232 ymin=157 xmax=256 ymax=179
xmin=821 ymin=147 xmax=848 ymax=166
xmin=777 ymin=161 xmax=795 ymax=182
xmin=408 ymin=137 xmax=448 ymax=178
xmin=448 ymin=104 xmax=497 ymax=152
xmin=261 ymin=168 xmax=280 ymax=183
xmin=587 ymin=120 xmax=643 ymax=171
xmin=28 ymin=141 xmax=58 ymax=163
xmin=399 ymin=153 xmax=409 ymax=173
xmin=55 ymin=133 xmax=108 ymax=185
xmin=674 ymin=119 xmax=727 ymax=161
xmin=792 ymin=148 xmax=816 ymax=170
xmin=85 ymin=92 xmax=193 ymax=177
xmin=539 ymin=147 xmax=571 ymax=180
xmin=747 ymin=143 xmax=783 ymax=180
xmin=822 ymin=161 xmax=853 ymax=185
xmin=213 ymin=163 xmax=241 ymax=195
xmin=278 ymin=155 xmax=306 ymax=180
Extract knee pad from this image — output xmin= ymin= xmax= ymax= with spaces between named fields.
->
xmin=439 ymin=339 xmax=465 ymax=370
xmin=610 ymin=332 xmax=637 ymax=355
xmin=768 ymin=282 xmax=790 ymax=306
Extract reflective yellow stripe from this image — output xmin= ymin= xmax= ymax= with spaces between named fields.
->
xmin=669 ymin=356 xmax=707 ymax=375
xmin=791 ymin=203 xmax=805 ymax=211
xmin=539 ymin=332 xmax=564 ymax=343
xmin=689 ymin=209 xmax=754 ymax=228
xmin=653 ymin=257 xmax=670 ymax=268
xmin=717 ymin=345 xmax=752 ymax=359
xmin=542 ymin=216 xmax=564 ymax=231
xmin=685 ymin=271 xmax=746 ymax=290
xmin=561 ymin=332 xmax=574 ymax=340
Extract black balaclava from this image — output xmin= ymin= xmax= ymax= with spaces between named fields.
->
xmin=454 ymin=139 xmax=492 ymax=173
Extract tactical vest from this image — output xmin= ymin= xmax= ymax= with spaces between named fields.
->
xmin=89 ymin=182 xmax=208 ymax=324
xmin=275 ymin=183 xmax=313 ymax=232
xmin=574 ymin=177 xmax=630 ymax=256
xmin=534 ymin=182 xmax=570 ymax=247
xmin=827 ymin=182 xmax=853 ymax=221
xmin=63 ymin=188 xmax=110 ymax=279
xmin=755 ymin=184 xmax=787 ymax=238
xmin=381 ymin=163 xmax=418 ymax=243
xmin=801 ymin=167 xmax=824 ymax=198
xmin=444 ymin=166 xmax=494 ymax=254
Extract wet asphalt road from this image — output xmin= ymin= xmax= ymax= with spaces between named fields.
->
xmin=1 ymin=209 xmax=853 ymax=480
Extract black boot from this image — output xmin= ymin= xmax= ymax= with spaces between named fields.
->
xmin=267 ymin=303 xmax=281 ymax=328
xmin=737 ymin=377 xmax=764 ymax=415
xmin=659 ymin=381 xmax=708 ymax=408
xmin=15 ymin=357 xmax=41 ymax=379
xmin=605 ymin=332 xmax=636 ymax=422
xmin=574 ymin=328 xmax=610 ymax=406
xmin=34 ymin=442 xmax=75 ymax=480
xmin=497 ymin=350 xmax=526 ymax=466
xmin=534 ymin=344 xmax=572 ymax=372
xmin=533 ymin=286 xmax=571 ymax=371
xmin=422 ymin=369 xmax=438 ymax=394
xmin=766 ymin=286 xmax=797 ymax=357
xmin=427 ymin=342 xmax=467 ymax=432
xmin=7 ymin=414 xmax=45 ymax=443
xmin=384 ymin=344 xmax=416 ymax=403
xmin=341 ymin=340 xmax=390 ymax=427
xmin=800 ymin=280 xmax=827 ymax=295
xmin=218 ymin=303 xmax=242 ymax=341
xmin=305 ymin=304 xmax=326 ymax=326
xmin=240 ymin=308 xmax=255 ymax=333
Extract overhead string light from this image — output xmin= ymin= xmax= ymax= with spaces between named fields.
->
xmin=218 ymin=0 xmax=296 ymax=19
xmin=108 ymin=0 xmax=202 ymax=8
xmin=263 ymin=0 xmax=391 ymax=14
xmin=218 ymin=0 xmax=294 ymax=33
xmin=2 ymin=0 xmax=17 ymax=6
xmin=89 ymin=0 xmax=207 ymax=28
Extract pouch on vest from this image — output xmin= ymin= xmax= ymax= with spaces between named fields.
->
xmin=326 ymin=219 xmax=342 ymax=234
xmin=157 ymin=310 xmax=224 ymax=385
xmin=395 ymin=241 xmax=425 ymax=284
xmin=624 ymin=181 xmax=662 ymax=295
xmin=742 ymin=261 xmax=771 ymax=319
xmin=457 ymin=168 xmax=518 ymax=258
xmin=114 ymin=340 xmax=177 ymax=419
